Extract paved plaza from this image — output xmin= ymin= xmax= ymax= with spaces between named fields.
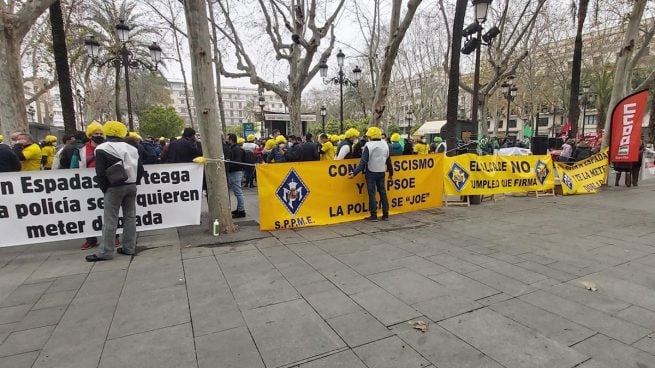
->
xmin=0 ymin=178 xmax=654 ymax=368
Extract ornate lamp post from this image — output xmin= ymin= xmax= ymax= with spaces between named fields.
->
xmin=405 ymin=110 xmax=414 ymax=137
xmin=500 ymin=76 xmax=517 ymax=135
xmin=258 ymin=87 xmax=265 ymax=137
xmin=319 ymin=50 xmax=362 ymax=134
xmin=84 ymin=20 xmax=163 ymax=131
xmin=75 ymin=89 xmax=86 ymax=129
xmin=320 ymin=104 xmax=327 ymax=133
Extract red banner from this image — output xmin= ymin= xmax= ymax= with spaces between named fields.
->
xmin=610 ymin=89 xmax=649 ymax=162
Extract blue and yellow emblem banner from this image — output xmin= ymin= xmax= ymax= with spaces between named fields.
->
xmin=555 ymin=149 xmax=609 ymax=195
xmin=443 ymin=154 xmax=555 ymax=195
xmin=256 ymin=155 xmax=444 ymax=230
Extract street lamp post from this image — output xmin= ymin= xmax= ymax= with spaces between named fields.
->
xmin=258 ymin=87 xmax=265 ymax=137
xmin=84 ymin=20 xmax=163 ymax=131
xmin=500 ymin=76 xmax=517 ymax=135
xmin=320 ymin=105 xmax=327 ymax=133
xmin=405 ymin=110 xmax=414 ymax=137
xmin=75 ymin=89 xmax=86 ymax=129
xmin=580 ymin=82 xmax=590 ymax=137
xmin=461 ymin=0 xmax=498 ymax=139
xmin=319 ymin=50 xmax=362 ymax=134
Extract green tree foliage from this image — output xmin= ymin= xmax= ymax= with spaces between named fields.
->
xmin=139 ymin=106 xmax=184 ymax=138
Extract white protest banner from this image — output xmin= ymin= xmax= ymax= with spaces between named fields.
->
xmin=0 ymin=163 xmax=203 ymax=247
xmin=642 ymin=148 xmax=655 ymax=181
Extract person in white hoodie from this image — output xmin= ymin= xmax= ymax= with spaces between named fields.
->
xmin=86 ymin=121 xmax=143 ymax=262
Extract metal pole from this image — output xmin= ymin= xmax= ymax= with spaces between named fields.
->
xmin=121 ymin=44 xmax=134 ymax=131
xmin=322 ymin=115 xmax=325 ymax=133
xmin=581 ymin=95 xmax=587 ymax=137
xmin=471 ymin=28 xmax=482 ymax=139
xmin=260 ymin=107 xmax=264 ymax=137
xmin=506 ymin=94 xmax=510 ymax=135
xmin=339 ymin=67 xmax=344 ymax=134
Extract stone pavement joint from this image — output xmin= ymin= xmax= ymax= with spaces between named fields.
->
xmin=0 ymin=181 xmax=654 ymax=367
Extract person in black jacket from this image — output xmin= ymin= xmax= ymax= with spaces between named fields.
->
xmin=86 ymin=121 xmax=144 ymax=262
xmin=166 ymin=128 xmax=201 ymax=163
xmin=226 ymin=133 xmax=246 ymax=218
xmin=296 ymin=133 xmax=320 ymax=161
xmin=0 ymin=142 xmax=21 ymax=172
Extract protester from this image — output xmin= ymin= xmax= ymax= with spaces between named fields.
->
xmin=319 ymin=133 xmax=335 ymax=161
xmin=166 ymin=128 xmax=201 ymax=163
xmin=631 ymin=143 xmax=644 ymax=187
xmin=430 ymin=136 xmax=447 ymax=154
xmin=71 ymin=122 xmax=104 ymax=169
xmin=225 ymin=133 xmax=246 ymax=218
xmin=10 ymin=132 xmax=42 ymax=171
xmin=243 ymin=135 xmax=258 ymax=188
xmin=267 ymin=135 xmax=288 ymax=163
xmin=336 ymin=128 xmax=359 ymax=160
xmin=86 ymin=121 xmax=143 ymax=262
xmin=40 ymin=135 xmax=57 ymax=169
xmin=414 ymin=136 xmax=429 ymax=154
xmin=57 ymin=131 xmax=85 ymax=170
xmin=559 ymin=138 xmax=575 ymax=163
xmin=0 ymin=140 xmax=21 ymax=172
xmin=141 ymin=136 xmax=161 ymax=164
xmin=349 ymin=127 xmax=393 ymax=221
xmin=573 ymin=140 xmax=592 ymax=162
xmin=403 ymin=138 xmax=414 ymax=155
xmin=125 ymin=132 xmax=146 ymax=168
xmin=389 ymin=133 xmax=404 ymax=156
xmin=352 ymin=135 xmax=366 ymax=159
xmin=296 ymin=133 xmax=320 ymax=161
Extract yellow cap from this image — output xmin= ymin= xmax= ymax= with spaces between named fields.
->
xmin=365 ymin=127 xmax=382 ymax=139
xmin=103 ymin=121 xmax=128 ymax=138
xmin=275 ymin=135 xmax=287 ymax=144
xmin=339 ymin=134 xmax=346 ymax=141
xmin=330 ymin=134 xmax=339 ymax=142
xmin=86 ymin=121 xmax=103 ymax=138
xmin=390 ymin=133 xmax=401 ymax=142
xmin=0 ymin=135 xmax=3 ymax=143
xmin=237 ymin=137 xmax=245 ymax=145
xmin=44 ymin=135 xmax=57 ymax=143
xmin=247 ymin=134 xmax=256 ymax=142
xmin=344 ymin=128 xmax=360 ymax=139
xmin=265 ymin=139 xmax=276 ymax=150
xmin=159 ymin=136 xmax=166 ymax=141
xmin=128 ymin=132 xmax=142 ymax=141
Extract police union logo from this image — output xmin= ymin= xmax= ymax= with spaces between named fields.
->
xmin=534 ymin=160 xmax=550 ymax=185
xmin=276 ymin=169 xmax=310 ymax=215
xmin=447 ymin=162 xmax=469 ymax=192
xmin=561 ymin=172 xmax=574 ymax=190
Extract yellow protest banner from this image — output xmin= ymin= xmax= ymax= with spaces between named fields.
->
xmin=555 ymin=149 xmax=609 ymax=195
xmin=256 ymin=155 xmax=444 ymax=230
xmin=443 ymin=154 xmax=555 ymax=195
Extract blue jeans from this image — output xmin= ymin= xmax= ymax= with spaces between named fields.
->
xmin=365 ymin=171 xmax=389 ymax=217
xmin=228 ymin=171 xmax=245 ymax=211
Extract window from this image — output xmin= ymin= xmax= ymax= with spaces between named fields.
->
xmin=497 ymin=121 xmax=503 ymax=129
xmin=538 ymin=117 xmax=549 ymax=127
xmin=584 ymin=115 xmax=596 ymax=126
xmin=509 ymin=119 xmax=517 ymax=129
xmin=229 ymin=102 xmax=233 ymax=108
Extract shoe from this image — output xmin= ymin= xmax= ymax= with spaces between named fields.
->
xmin=232 ymin=211 xmax=246 ymax=218
xmin=381 ymin=214 xmax=389 ymax=221
xmin=116 ymin=247 xmax=135 ymax=256
xmin=115 ymin=238 xmax=121 ymax=247
xmin=231 ymin=209 xmax=238 ymax=215
xmin=85 ymin=254 xmax=110 ymax=262
xmin=81 ymin=241 xmax=97 ymax=250
xmin=364 ymin=215 xmax=378 ymax=222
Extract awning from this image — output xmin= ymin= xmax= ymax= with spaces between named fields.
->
xmin=413 ymin=120 xmax=447 ymax=137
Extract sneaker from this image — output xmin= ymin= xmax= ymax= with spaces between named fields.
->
xmin=364 ymin=215 xmax=378 ymax=222
xmin=381 ymin=214 xmax=389 ymax=221
xmin=81 ymin=241 xmax=97 ymax=250
xmin=232 ymin=211 xmax=246 ymax=219
xmin=231 ymin=209 xmax=238 ymax=215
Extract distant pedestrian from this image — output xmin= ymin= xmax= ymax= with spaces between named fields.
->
xmin=319 ymin=133 xmax=334 ymax=161
xmin=225 ymin=133 xmax=246 ymax=218
xmin=413 ymin=136 xmax=429 ymax=154
xmin=10 ymin=132 xmax=42 ymax=171
xmin=166 ymin=128 xmax=201 ymax=163
xmin=296 ymin=133 xmax=320 ymax=161
xmin=402 ymin=139 xmax=414 ymax=155
xmin=243 ymin=135 xmax=258 ymax=188
xmin=430 ymin=136 xmax=447 ymax=154
xmin=389 ymin=133 xmax=403 ymax=156
xmin=349 ymin=127 xmax=393 ymax=221
xmin=86 ymin=121 xmax=143 ymax=262
xmin=336 ymin=128 xmax=359 ymax=160
xmin=40 ymin=135 xmax=57 ymax=169
xmin=0 ymin=141 xmax=21 ymax=172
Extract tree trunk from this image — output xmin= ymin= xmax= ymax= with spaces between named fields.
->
xmin=478 ymin=96 xmax=488 ymax=139
xmin=172 ymin=26 xmax=194 ymax=129
xmin=207 ymin=0 xmax=226 ymax=134
xmin=50 ymin=0 xmax=77 ymax=136
xmin=114 ymin=65 xmax=122 ymax=121
xmin=183 ymin=0 xmax=237 ymax=234
xmin=445 ymin=0 xmax=467 ymax=154
xmin=0 ymin=31 xmax=28 ymax=138
xmin=601 ymin=0 xmax=647 ymax=149
xmin=371 ymin=0 xmax=422 ymax=127
xmin=288 ymin=83 xmax=302 ymax=136
xmin=567 ymin=0 xmax=589 ymax=139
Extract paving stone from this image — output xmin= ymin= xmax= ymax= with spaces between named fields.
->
xmin=46 ymin=274 xmax=86 ymax=293
xmin=613 ymin=305 xmax=655 ymax=331
xmin=0 ymin=282 xmax=51 ymax=308
xmin=72 ymin=269 xmax=126 ymax=305
xmin=0 ymin=351 xmax=39 ymax=368
xmin=413 ymin=295 xmax=483 ymax=322
xmin=475 ymin=293 xmax=513 ymax=306
xmin=440 ymin=308 xmax=587 ymax=368
xmin=14 ymin=306 xmax=66 ymax=331
xmin=575 ymin=359 xmax=612 ymax=368
xmin=350 ymin=287 xmax=421 ymax=326
xmin=301 ymin=287 xmax=362 ymax=320
xmin=545 ymin=283 xmax=631 ymax=314
xmin=32 ymin=290 xmax=77 ymax=310
xmin=428 ymin=272 xmax=499 ymax=301
xmin=632 ymin=336 xmax=655 ymax=355
xmin=243 ymin=299 xmax=345 ymax=368
xmin=443 ymin=248 xmax=496 ymax=266
xmin=128 ymin=245 xmax=181 ymax=270
xmin=300 ymin=350 xmax=367 ymax=368
xmin=180 ymin=246 xmax=214 ymax=259
xmin=26 ymin=255 xmax=92 ymax=282
xmin=122 ymin=262 xmax=185 ymax=295
xmin=277 ymin=263 xmax=328 ymax=287
xmin=604 ymin=261 xmax=655 ymax=289
xmin=572 ymin=333 xmax=655 ymax=368
xmin=0 ymin=304 xmax=31 ymax=325
xmin=427 ymin=254 xmax=482 ymax=274
xmin=393 ymin=320 xmax=504 ymax=368
xmin=516 ymin=252 xmax=557 ymax=265
xmin=353 ymin=336 xmax=430 ymax=368
xmin=514 ymin=261 xmax=577 ymax=282
xmin=488 ymin=298 xmax=595 ymax=346
xmin=196 ymin=326 xmax=264 ymax=368
xmin=367 ymin=268 xmax=448 ymax=304
xmin=227 ymin=269 xmax=300 ymax=310
xmin=211 ymin=244 xmax=258 ymax=255
xmin=326 ymin=310 xmax=392 ymax=347
xmin=466 ymin=269 xmax=535 ymax=297
xmin=108 ymin=284 xmax=189 ymax=339
xmin=335 ymin=245 xmax=411 ymax=275
xmin=0 ymin=325 xmax=54 ymax=357
xmin=0 ymin=323 xmax=16 ymax=345
xmin=519 ymin=290 xmax=649 ymax=344
xmin=576 ymin=273 xmax=655 ymax=311
xmin=99 ymin=323 xmax=197 ymax=368
xmin=322 ymin=268 xmax=378 ymax=295
xmin=391 ymin=256 xmax=450 ymax=277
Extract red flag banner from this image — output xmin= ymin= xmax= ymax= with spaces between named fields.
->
xmin=610 ymin=89 xmax=649 ymax=163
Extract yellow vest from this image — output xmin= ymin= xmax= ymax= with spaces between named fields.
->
xmin=413 ymin=142 xmax=429 ymax=155
xmin=41 ymin=145 xmax=55 ymax=169
xmin=21 ymin=143 xmax=42 ymax=171
xmin=321 ymin=141 xmax=335 ymax=161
